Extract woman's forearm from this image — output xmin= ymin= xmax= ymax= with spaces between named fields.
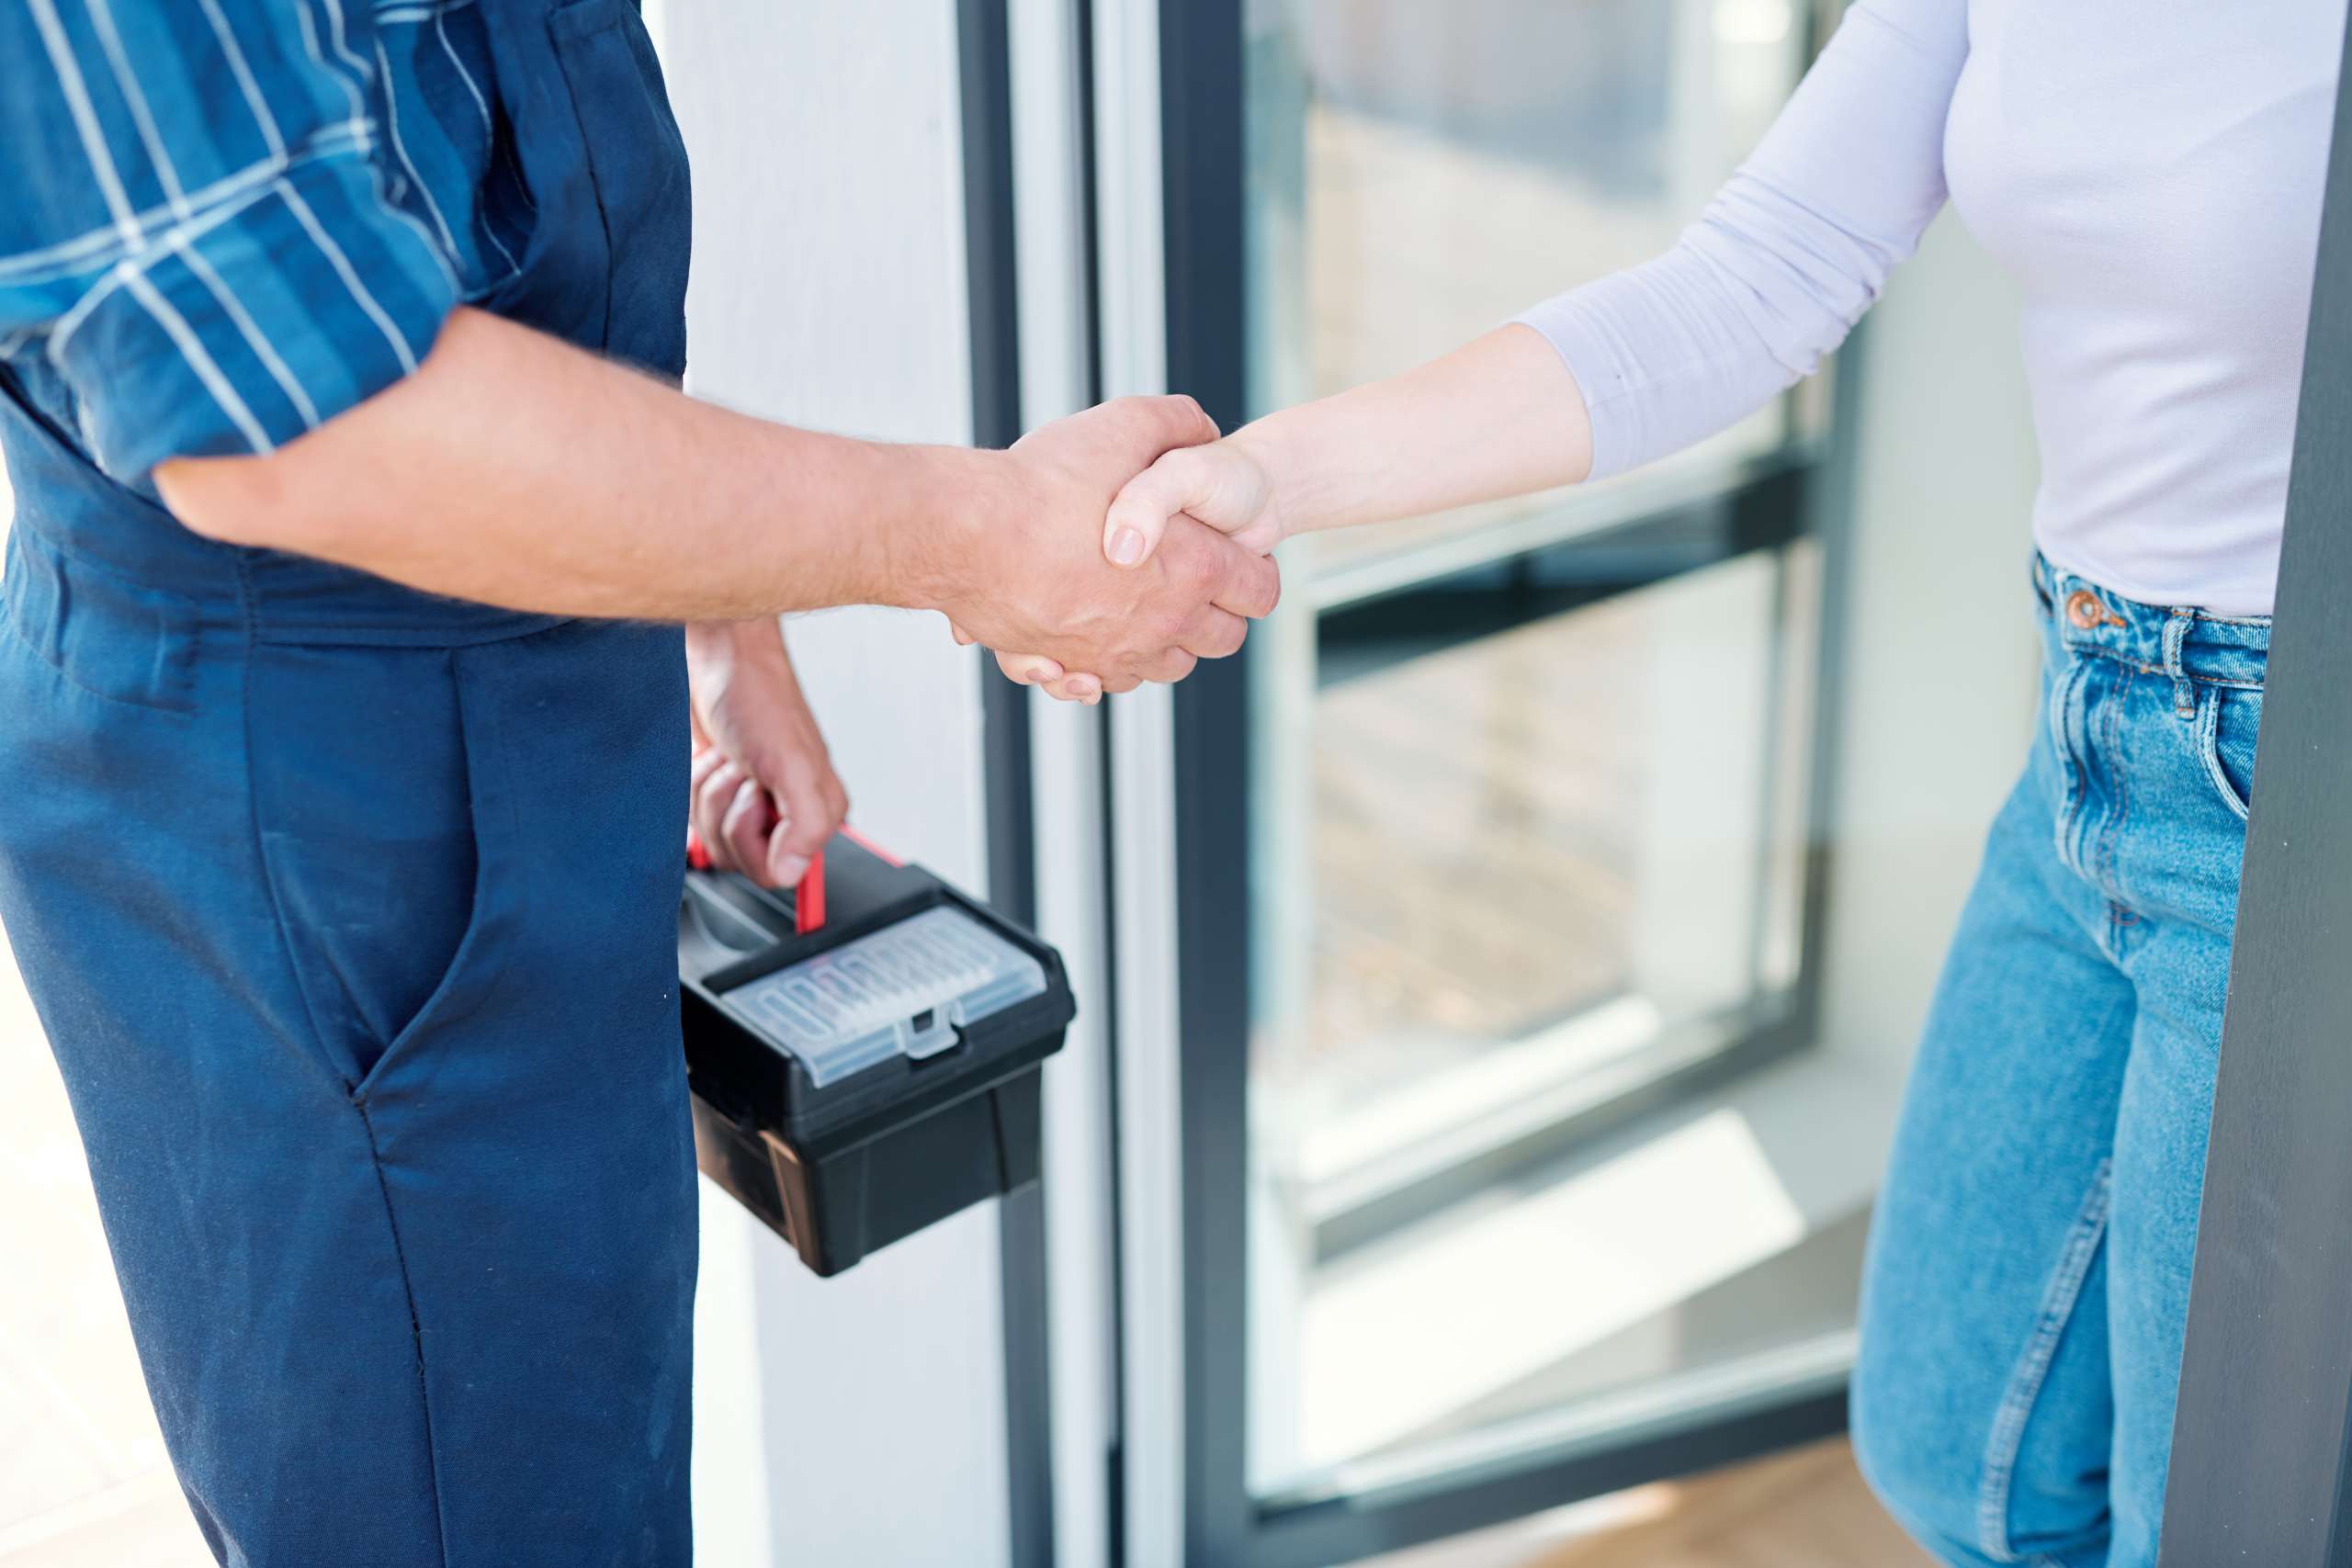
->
xmin=1237 ymin=325 xmax=1594 ymax=538
xmin=1098 ymin=325 xmax=1595 ymax=568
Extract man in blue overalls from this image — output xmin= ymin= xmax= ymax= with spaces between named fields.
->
xmin=0 ymin=3 xmax=1275 ymax=1562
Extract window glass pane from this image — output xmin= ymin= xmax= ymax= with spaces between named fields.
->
xmin=1249 ymin=0 xmax=1813 ymax=579
xmin=1272 ymin=549 xmax=1795 ymax=1171
xmin=1248 ymin=542 xmax=1825 ymax=1491
xmin=1239 ymin=0 xmax=1840 ymax=1503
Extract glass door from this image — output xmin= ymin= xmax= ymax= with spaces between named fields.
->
xmin=1239 ymin=0 xmax=1835 ymax=1495
xmin=1112 ymin=1 xmax=1939 ymax=1562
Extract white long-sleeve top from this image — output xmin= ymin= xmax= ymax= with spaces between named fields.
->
xmin=1516 ymin=0 xmax=2346 ymax=616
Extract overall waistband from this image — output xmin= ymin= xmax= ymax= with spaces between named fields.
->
xmin=6 ymin=483 xmax=564 ymax=649
xmin=2 ymin=378 xmax=561 ymax=647
xmin=2033 ymin=554 xmax=2268 ymax=692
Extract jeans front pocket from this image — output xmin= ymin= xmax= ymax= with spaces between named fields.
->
xmin=2196 ymin=683 xmax=2260 ymax=823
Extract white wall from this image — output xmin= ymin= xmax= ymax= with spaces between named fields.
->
xmin=1815 ymin=210 xmax=2042 ymax=1080
xmin=647 ymin=6 xmax=1013 ymax=1566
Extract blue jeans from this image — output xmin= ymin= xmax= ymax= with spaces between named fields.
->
xmin=1851 ymin=559 xmax=2267 ymax=1567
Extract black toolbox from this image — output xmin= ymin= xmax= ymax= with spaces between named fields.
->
xmin=677 ymin=831 xmax=1074 ymax=1276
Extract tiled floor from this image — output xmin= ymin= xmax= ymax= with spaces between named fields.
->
xmin=1377 ymin=1438 xmax=1931 ymax=1568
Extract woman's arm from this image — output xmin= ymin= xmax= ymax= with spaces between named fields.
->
xmin=1080 ymin=0 xmax=1968 ymax=585
xmin=1099 ymin=325 xmax=1594 ymax=567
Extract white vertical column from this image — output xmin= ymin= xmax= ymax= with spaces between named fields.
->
xmin=652 ymin=4 xmax=1011 ymax=1564
xmin=1088 ymin=4 xmax=1193 ymax=1564
xmin=1010 ymin=2 xmax=1121 ymax=1566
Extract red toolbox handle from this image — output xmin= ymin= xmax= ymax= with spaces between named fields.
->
xmin=794 ymin=849 xmax=825 ymax=934
xmin=685 ymin=829 xmax=827 ymax=934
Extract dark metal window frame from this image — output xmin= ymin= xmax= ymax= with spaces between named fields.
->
xmin=957 ymin=3 xmax=1057 ymax=1564
xmin=1158 ymin=2 xmax=1866 ymax=1562
xmin=2157 ymin=14 xmax=2352 ymax=1562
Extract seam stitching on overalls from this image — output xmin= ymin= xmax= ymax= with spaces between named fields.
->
xmin=353 ymin=643 xmax=532 ymax=1111
xmin=357 ymin=1100 xmax=458 ymax=1568
xmin=234 ymin=552 xmax=358 ymax=1096
xmin=1976 ymin=1157 xmax=2114 ymax=1563
xmin=234 ymin=558 xmax=455 ymax=1559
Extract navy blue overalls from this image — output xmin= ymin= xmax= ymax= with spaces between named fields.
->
xmin=0 ymin=2 xmax=700 ymax=1562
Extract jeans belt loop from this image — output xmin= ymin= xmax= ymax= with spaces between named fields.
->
xmin=2162 ymin=608 xmax=2196 ymax=719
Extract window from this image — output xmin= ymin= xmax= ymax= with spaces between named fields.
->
xmin=1236 ymin=0 xmax=1832 ymax=1499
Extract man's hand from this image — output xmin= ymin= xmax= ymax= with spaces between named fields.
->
xmin=927 ymin=398 xmax=1282 ymax=694
xmin=979 ymin=429 xmax=1286 ymax=700
xmin=687 ymin=619 xmax=848 ymax=888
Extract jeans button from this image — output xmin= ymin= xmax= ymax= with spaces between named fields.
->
xmin=2065 ymin=589 xmax=2101 ymax=630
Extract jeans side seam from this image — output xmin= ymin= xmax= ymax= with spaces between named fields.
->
xmin=2048 ymin=657 xmax=2088 ymax=877
xmin=2100 ymin=668 xmax=2135 ymax=953
xmin=1977 ymin=1157 xmax=2114 ymax=1563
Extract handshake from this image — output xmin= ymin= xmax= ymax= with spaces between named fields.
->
xmin=924 ymin=394 xmax=1284 ymax=705
xmin=688 ymin=393 xmax=1284 ymax=885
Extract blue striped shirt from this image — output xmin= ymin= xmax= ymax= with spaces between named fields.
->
xmin=0 ymin=0 xmax=532 ymax=487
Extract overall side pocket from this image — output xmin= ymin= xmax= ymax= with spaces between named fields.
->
xmin=249 ymin=642 xmax=500 ymax=1097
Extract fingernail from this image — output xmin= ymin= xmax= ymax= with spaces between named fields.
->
xmin=1068 ymin=676 xmax=1099 ymax=698
xmin=772 ymin=852 xmax=809 ymax=886
xmin=1110 ymin=527 xmax=1146 ymax=566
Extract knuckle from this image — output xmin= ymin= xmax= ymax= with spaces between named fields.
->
xmin=1250 ymin=558 xmax=1283 ymax=616
xmin=1165 ymin=541 xmax=1216 ymax=594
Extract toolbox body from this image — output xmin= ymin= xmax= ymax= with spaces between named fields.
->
xmin=678 ymin=834 xmax=1073 ymax=1276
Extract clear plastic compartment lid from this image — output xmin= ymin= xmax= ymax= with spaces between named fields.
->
xmin=724 ymin=906 xmax=1048 ymax=1088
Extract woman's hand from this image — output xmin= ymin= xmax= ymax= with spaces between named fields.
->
xmin=977 ymin=433 xmax=1285 ymax=701
xmin=1101 ymin=432 xmax=1286 ymax=566
xmin=976 ymin=325 xmax=1594 ymax=702
xmin=686 ymin=619 xmax=849 ymax=887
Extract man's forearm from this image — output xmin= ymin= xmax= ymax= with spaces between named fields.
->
xmin=155 ymin=307 xmax=1000 ymax=621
